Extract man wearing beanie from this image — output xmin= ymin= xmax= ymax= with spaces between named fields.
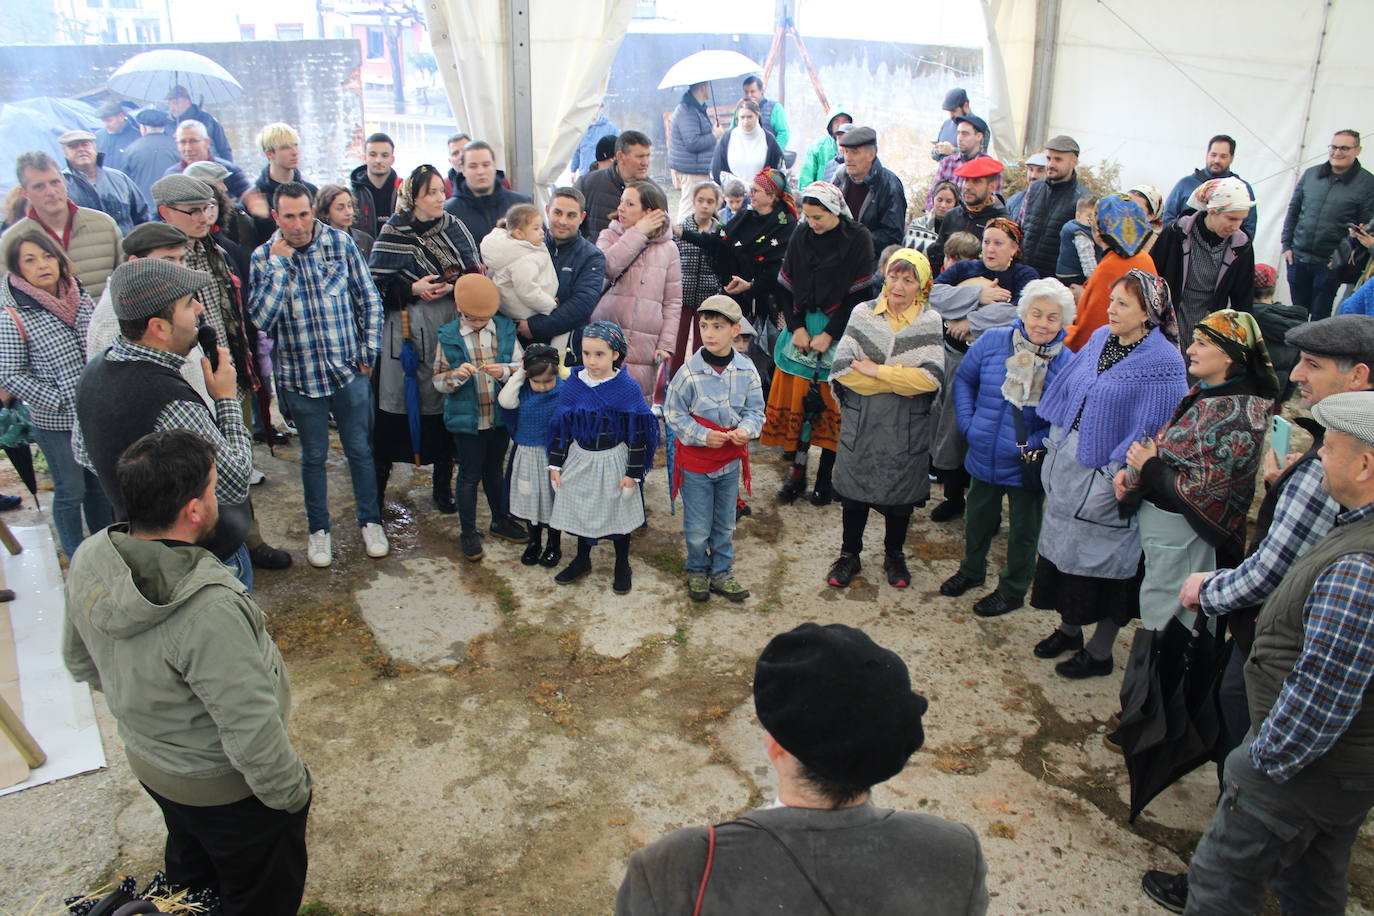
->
xmin=73 ymin=257 xmax=258 ymax=586
xmin=1181 ymin=390 xmax=1374 ymax=914
xmin=616 ymin=622 xmax=987 ymax=914
xmin=1145 ymin=313 xmax=1374 ymax=912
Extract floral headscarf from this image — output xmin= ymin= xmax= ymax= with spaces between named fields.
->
xmin=1194 ymin=309 xmax=1280 ymax=398
xmin=983 ymin=217 xmax=1023 ymax=249
xmin=880 ymin=248 xmax=933 ymax=304
xmin=398 ymin=164 xmax=442 ymax=213
xmin=1095 ymin=194 xmax=1153 ymax=258
xmin=1186 ymin=176 xmax=1255 ymax=213
xmin=755 ymin=167 xmax=797 ymax=219
xmin=1121 ymin=268 xmax=1178 ymax=343
xmin=582 ymin=320 xmax=627 ymax=356
xmin=800 ymin=181 xmax=851 ymax=218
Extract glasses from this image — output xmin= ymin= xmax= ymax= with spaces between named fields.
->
xmin=167 ymin=203 xmax=217 ymax=217
xmin=1329 ymin=144 xmax=1357 ymax=152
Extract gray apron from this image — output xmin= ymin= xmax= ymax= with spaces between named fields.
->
xmin=832 ymin=386 xmax=936 ymax=507
xmin=1137 ymin=501 xmax=1216 ymax=630
xmin=1036 ymin=426 xmax=1141 ymax=579
xmin=376 ymin=297 xmax=455 ymax=415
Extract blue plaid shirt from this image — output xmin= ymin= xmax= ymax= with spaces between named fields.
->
xmin=664 ymin=349 xmax=765 ymax=478
xmin=248 ymin=221 xmax=382 ymax=398
xmin=1249 ymin=500 xmax=1374 ymax=782
xmin=1200 ymin=458 xmax=1341 ymax=615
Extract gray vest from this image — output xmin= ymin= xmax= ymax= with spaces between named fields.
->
xmin=1245 ymin=508 xmax=1374 ymax=779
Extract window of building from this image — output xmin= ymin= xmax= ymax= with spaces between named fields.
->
xmin=276 ymin=23 xmax=304 ymax=39
xmin=240 ymin=24 xmax=256 ymax=40
xmin=134 ymin=19 xmax=160 ymax=41
xmin=365 ymin=26 xmax=385 ymax=59
xmin=109 ymin=0 xmax=138 ymax=9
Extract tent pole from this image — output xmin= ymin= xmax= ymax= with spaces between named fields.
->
xmin=1294 ymin=0 xmax=1333 ymax=180
xmin=1024 ymin=0 xmax=1061 ymax=155
xmin=507 ymin=0 xmax=535 ymax=195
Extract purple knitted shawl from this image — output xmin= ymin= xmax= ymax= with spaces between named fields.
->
xmin=1037 ymin=325 xmax=1188 ymax=467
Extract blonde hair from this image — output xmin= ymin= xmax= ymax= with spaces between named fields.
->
xmin=504 ymin=203 xmax=542 ymax=234
xmin=257 ymin=122 xmax=300 ymax=152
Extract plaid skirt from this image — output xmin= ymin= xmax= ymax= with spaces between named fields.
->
xmin=508 ymin=443 xmax=555 ymax=526
xmin=549 ymin=442 xmax=644 ymax=537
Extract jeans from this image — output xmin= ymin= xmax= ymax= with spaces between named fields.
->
xmin=280 ymin=374 xmax=380 ymax=532
xmin=1287 ymin=258 xmax=1342 ymax=321
xmin=31 ymin=425 xmax=112 ymax=560
xmin=1185 ymin=741 xmax=1374 ymax=915
xmin=958 ymin=477 xmax=1044 ymax=600
xmin=224 ymin=542 xmax=253 ymax=592
xmin=680 ymin=467 xmax=739 ymax=578
xmin=453 ymin=427 xmax=510 ymax=535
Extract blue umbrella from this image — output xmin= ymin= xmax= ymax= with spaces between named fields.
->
xmin=399 ymin=310 xmax=422 ymax=465
xmin=652 ymin=357 xmax=677 ymax=515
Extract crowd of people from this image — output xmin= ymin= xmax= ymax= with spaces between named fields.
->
xmin=0 ymin=73 xmax=1367 ymax=915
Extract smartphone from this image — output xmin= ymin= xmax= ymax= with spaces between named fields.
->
xmin=1270 ymin=415 xmax=1292 ymax=468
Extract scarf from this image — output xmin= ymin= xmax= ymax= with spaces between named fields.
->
xmin=1121 ymin=268 xmax=1178 ymax=343
xmin=1186 ymin=176 xmax=1254 ymax=213
xmin=371 ymin=209 xmax=480 ymax=299
xmin=800 ymin=181 xmax=851 ymax=218
xmin=755 ymin=167 xmax=797 ymax=219
xmin=1095 ymin=194 xmax=1152 ymax=258
xmin=547 ymin=367 xmax=659 ymax=465
xmin=983 ymin=217 xmax=1022 ymax=247
xmin=727 ymin=125 xmax=768 ymax=186
xmin=1037 ymin=324 xmax=1189 ymax=467
xmin=507 ymin=379 xmax=563 ymax=448
xmin=8 ymin=274 xmax=79 ymax=328
xmin=778 ymin=217 xmax=874 ymax=316
xmin=1193 ymin=308 xmax=1280 ymax=399
xmin=1002 ymin=321 xmax=1064 ymax=408
xmin=672 ymin=414 xmax=751 ymax=501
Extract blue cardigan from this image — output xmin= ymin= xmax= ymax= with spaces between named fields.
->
xmin=954 ymin=322 xmax=1075 ymax=487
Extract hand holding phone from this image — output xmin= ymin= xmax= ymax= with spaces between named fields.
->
xmin=1270 ymin=415 xmax=1292 ymax=469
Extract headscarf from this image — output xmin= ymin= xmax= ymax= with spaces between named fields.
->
xmin=1095 ymin=194 xmax=1153 ymax=258
xmin=755 ymin=167 xmax=797 ymax=219
xmin=1121 ymin=268 xmax=1178 ymax=343
xmin=1193 ymin=309 xmax=1280 ymax=399
xmin=582 ymin=320 xmax=627 ymax=356
xmin=1127 ymin=183 xmax=1163 ymax=220
xmin=398 ymin=164 xmax=442 ymax=213
xmin=800 ymin=181 xmax=850 ymax=218
xmin=880 ymin=248 xmax=933 ymax=307
xmin=1186 ymin=176 xmax=1255 ymax=213
xmin=1254 ymin=263 xmax=1278 ymax=290
xmin=982 ymin=217 xmax=1023 ymax=249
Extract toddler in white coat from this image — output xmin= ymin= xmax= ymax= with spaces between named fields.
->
xmin=480 ymin=203 xmax=565 ymax=351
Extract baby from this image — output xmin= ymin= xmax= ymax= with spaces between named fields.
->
xmin=480 ymin=203 xmax=565 ymax=350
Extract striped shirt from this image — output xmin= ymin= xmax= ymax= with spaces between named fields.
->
xmin=248 ymin=221 xmax=382 ymax=398
xmin=1249 ymin=501 xmax=1374 ymax=781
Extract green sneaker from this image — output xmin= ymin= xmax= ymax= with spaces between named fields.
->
xmin=687 ymin=574 xmax=710 ymax=602
xmin=710 ymin=575 xmax=750 ymax=602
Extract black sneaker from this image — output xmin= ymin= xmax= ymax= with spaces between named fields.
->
xmin=940 ymin=572 xmax=983 ymax=597
xmin=1141 ymin=871 xmax=1187 ymax=914
xmin=826 ymin=553 xmax=861 ymax=588
xmin=1055 ymin=648 xmax=1114 ymax=679
xmin=460 ymin=531 xmax=484 ymax=561
xmin=489 ymin=516 xmax=529 ymax=543
xmin=432 ymin=492 xmax=457 ymax=514
xmin=973 ymin=592 xmax=1023 ymax=618
xmin=883 ymin=552 xmax=910 ymax=588
xmin=249 ymin=542 xmax=293 ymax=570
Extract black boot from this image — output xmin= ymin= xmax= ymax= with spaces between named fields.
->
xmin=612 ymin=535 xmax=632 ymax=594
xmin=555 ymin=537 xmax=593 ymax=584
xmin=930 ymin=470 xmax=966 ymax=522
xmin=810 ymin=449 xmax=835 ymax=506
xmin=539 ymin=528 xmax=563 ymax=567
xmin=521 ymin=525 xmax=543 ymax=565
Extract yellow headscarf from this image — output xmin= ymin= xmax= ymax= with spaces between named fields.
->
xmin=879 ymin=248 xmax=933 ymax=312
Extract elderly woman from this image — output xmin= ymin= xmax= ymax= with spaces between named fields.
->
xmin=1063 ymin=194 xmax=1156 ymax=350
xmin=369 ymin=164 xmax=481 ymax=510
xmin=1116 ymin=309 xmax=1277 ymax=633
xmin=943 ymin=278 xmax=1077 ymax=617
xmin=761 ymin=181 xmax=875 ymax=505
xmin=1030 ymin=270 xmax=1188 ymax=678
xmin=1151 ymin=176 xmax=1256 ymax=350
xmin=826 ymin=248 xmax=945 ymax=588
xmin=0 ymin=231 xmax=111 ymax=558
xmin=927 ymin=217 xmax=1040 ymax=521
xmin=710 ymin=100 xmax=784 ymax=189
xmin=317 ymin=183 xmax=374 ymax=259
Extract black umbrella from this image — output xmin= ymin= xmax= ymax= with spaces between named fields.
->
xmin=1112 ymin=615 xmax=1227 ymax=821
xmin=784 ymin=361 xmax=826 ymax=492
xmin=4 ymin=445 xmax=38 ymax=508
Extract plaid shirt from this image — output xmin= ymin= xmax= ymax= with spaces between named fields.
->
xmin=248 ymin=222 xmax=382 ymax=398
xmin=1249 ymin=501 xmax=1374 ymax=782
xmin=72 ymin=338 xmax=253 ymax=505
xmin=664 ymin=349 xmax=765 ymax=477
xmin=1200 ymin=458 xmax=1341 ymax=615
xmin=0 ymin=279 xmax=93 ymax=430
xmin=432 ymin=322 xmax=520 ymax=431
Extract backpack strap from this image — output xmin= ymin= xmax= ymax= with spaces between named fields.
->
xmin=692 ymin=824 xmax=716 ymax=916
xmin=734 ymin=816 xmax=840 ymax=915
xmin=4 ymin=305 xmax=28 ymax=345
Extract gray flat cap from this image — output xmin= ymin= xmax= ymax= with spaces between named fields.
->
xmin=96 ymin=100 xmax=125 ymax=118
xmin=183 ymin=160 xmax=229 ymax=184
xmin=109 ymin=258 xmax=212 ymax=320
xmin=1026 ymin=152 xmax=1049 ymax=167
xmin=838 ymin=126 xmax=877 ymax=148
xmin=58 ymin=129 xmax=96 ymax=145
xmin=1286 ymin=314 xmax=1374 ymax=367
xmin=122 ymin=222 xmax=189 ymax=256
xmin=1312 ymin=390 xmax=1374 ymax=447
xmin=151 ymin=174 xmax=214 ymax=206
xmin=1046 ymin=135 xmax=1080 ymax=154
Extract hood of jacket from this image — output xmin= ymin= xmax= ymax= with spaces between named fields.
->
xmin=450 ymin=170 xmax=512 ymax=203
xmin=349 ymin=163 xmax=399 ymax=191
xmin=69 ymin=526 xmax=247 ymax=641
xmin=679 ymin=89 xmax=709 ymax=112
xmin=480 ymin=226 xmax=543 ymax=268
xmin=826 ymin=104 xmax=855 ymax=137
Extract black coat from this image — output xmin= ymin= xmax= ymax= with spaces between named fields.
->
xmin=1019 ymin=171 xmax=1080 ymax=278
xmin=442 ymin=177 xmax=531 ymax=250
xmin=929 ymin=196 xmax=1009 ymax=267
xmin=832 ymin=158 xmax=908 ymax=267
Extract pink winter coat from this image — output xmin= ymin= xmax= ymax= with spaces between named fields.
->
xmin=591 ymin=220 xmax=683 ymax=397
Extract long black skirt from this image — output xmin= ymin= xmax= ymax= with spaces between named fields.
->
xmin=1030 ymin=554 xmax=1143 ymax=627
xmin=373 ymin=409 xmax=454 ymax=467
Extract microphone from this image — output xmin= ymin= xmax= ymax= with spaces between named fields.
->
xmin=197 ymin=326 xmax=219 ymax=372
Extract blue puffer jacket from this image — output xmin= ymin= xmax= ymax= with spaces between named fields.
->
xmin=954 ymin=321 xmax=1075 ymax=487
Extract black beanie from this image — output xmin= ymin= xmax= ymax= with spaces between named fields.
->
xmin=753 ymin=622 xmax=928 ymax=788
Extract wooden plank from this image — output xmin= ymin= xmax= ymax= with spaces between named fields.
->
xmin=0 ymin=555 xmax=31 ymax=786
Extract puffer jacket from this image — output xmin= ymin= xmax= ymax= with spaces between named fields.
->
xmin=0 ymin=206 xmax=122 ymax=299
xmin=590 ymin=220 xmax=683 ymax=396
xmin=669 ymin=91 xmax=717 ymax=175
xmin=1282 ymin=159 xmax=1374 ymax=264
xmin=480 ymin=227 xmax=558 ymax=321
xmin=954 ymin=321 xmax=1074 ymax=488
xmin=63 ymin=526 xmax=311 ymax=813
xmin=1019 ymin=171 xmax=1081 ymax=280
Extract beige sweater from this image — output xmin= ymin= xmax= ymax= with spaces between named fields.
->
xmin=0 ymin=207 xmax=123 ymax=299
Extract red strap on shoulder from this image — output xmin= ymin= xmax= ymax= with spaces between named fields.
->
xmin=692 ymin=824 xmax=716 ymax=916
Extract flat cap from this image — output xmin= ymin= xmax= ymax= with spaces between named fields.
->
xmin=58 ymin=129 xmax=96 ymax=145
xmin=737 ymin=315 xmax=756 ymax=337
xmin=1026 ymin=152 xmax=1049 ymax=167
xmin=109 ymin=258 xmax=212 ymax=320
xmin=183 ymin=160 xmax=230 ymax=184
xmin=942 ymin=87 xmax=969 ymax=110
xmin=954 ymin=155 xmax=1004 ymax=179
xmin=96 ymin=100 xmax=125 ymax=118
xmin=1286 ymin=314 xmax=1374 ymax=367
xmin=165 ymin=85 xmax=191 ymax=100
xmin=696 ymin=294 xmax=742 ymax=324
xmin=837 ymin=125 xmax=877 ymax=148
xmin=953 ymin=113 xmax=989 ymax=136
xmin=1045 ymin=134 xmax=1080 ymax=154
xmin=122 ymin=222 xmax=189 ymax=257
xmin=1312 ymin=390 xmax=1374 ymax=447
xmin=151 ymin=174 xmax=214 ymax=206
xmin=134 ymin=108 xmax=171 ymax=128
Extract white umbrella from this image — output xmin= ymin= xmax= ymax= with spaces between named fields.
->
xmin=107 ymin=49 xmax=244 ymax=105
xmin=656 ymin=50 xmax=763 ymax=90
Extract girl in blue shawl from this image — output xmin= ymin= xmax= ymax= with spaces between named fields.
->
xmin=499 ymin=344 xmax=565 ymax=568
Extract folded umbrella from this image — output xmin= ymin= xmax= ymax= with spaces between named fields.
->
xmin=399 ymin=310 xmax=423 ymax=465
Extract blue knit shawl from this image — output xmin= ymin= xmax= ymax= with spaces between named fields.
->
xmin=506 ymin=379 xmax=563 ymax=448
xmin=1037 ymin=325 xmax=1188 ymax=468
xmin=548 ymin=369 xmax=660 ymax=467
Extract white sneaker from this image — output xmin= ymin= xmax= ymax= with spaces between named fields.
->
xmin=249 ymin=468 xmax=266 ymax=486
xmin=307 ymin=529 xmax=332 ymax=568
xmin=361 ymin=522 xmax=389 ymax=558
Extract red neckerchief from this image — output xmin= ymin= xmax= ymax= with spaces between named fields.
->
xmin=27 ymin=201 xmax=78 ymax=249
xmin=672 ymin=414 xmax=751 ymax=501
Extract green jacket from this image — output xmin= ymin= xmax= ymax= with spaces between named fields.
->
xmin=799 ymin=104 xmax=854 ymax=188
xmin=63 ymin=527 xmax=311 ymax=812
xmin=436 ymin=314 xmax=518 ymax=434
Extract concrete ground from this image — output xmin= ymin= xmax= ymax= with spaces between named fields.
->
xmin=2 ymin=432 xmax=1371 ymax=915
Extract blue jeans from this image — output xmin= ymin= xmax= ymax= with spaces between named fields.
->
xmin=31 ymin=425 xmax=112 ymax=560
xmin=1287 ymin=258 xmax=1342 ymax=320
xmin=281 ymin=374 xmax=380 ymax=532
xmin=680 ymin=466 xmax=738 ymax=579
xmin=224 ymin=542 xmax=253 ymax=592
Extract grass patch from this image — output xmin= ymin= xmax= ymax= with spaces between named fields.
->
xmin=671 ymin=624 xmax=687 ymax=647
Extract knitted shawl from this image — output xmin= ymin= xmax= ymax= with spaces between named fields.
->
xmin=830 ymin=299 xmax=945 ymax=387
xmin=506 ymin=379 xmax=563 ymax=448
xmin=548 ymin=368 xmax=660 ymax=467
xmin=1037 ymin=325 xmax=1188 ymax=467
xmin=369 ymin=210 xmax=480 ymax=310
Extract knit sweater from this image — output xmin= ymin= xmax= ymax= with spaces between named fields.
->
xmin=831 ymin=299 xmax=944 ymax=393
